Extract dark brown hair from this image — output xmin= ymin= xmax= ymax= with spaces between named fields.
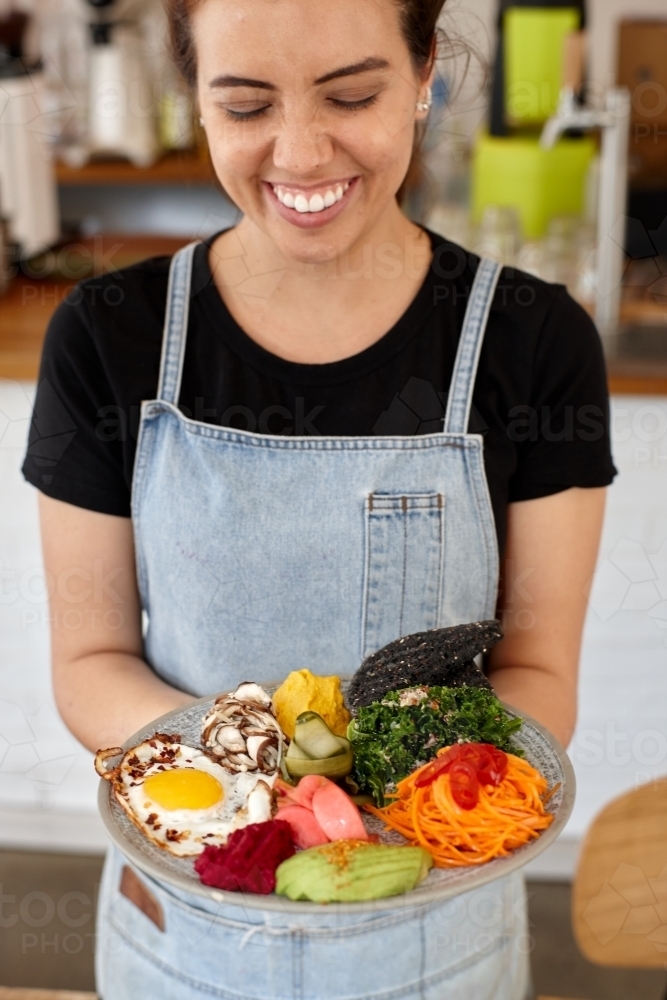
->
xmin=168 ymin=0 xmax=449 ymax=202
xmin=169 ymin=0 xmax=446 ymax=85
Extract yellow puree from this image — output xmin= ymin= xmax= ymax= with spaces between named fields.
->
xmin=272 ymin=669 xmax=351 ymax=739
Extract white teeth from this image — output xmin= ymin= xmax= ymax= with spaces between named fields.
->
xmin=273 ymin=181 xmax=352 ymax=212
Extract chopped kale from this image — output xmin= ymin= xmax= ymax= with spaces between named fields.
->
xmin=348 ymin=686 xmax=523 ymax=805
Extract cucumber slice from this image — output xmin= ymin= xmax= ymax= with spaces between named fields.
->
xmin=294 ymin=711 xmax=346 ymax=759
xmin=285 ymin=749 xmax=354 ymax=779
xmin=286 ymin=739 xmax=313 ymax=760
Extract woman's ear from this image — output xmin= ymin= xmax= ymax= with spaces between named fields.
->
xmin=415 ymin=41 xmax=436 ymax=118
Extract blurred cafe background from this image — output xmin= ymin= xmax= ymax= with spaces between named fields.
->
xmin=1 ymin=0 xmax=667 ymax=996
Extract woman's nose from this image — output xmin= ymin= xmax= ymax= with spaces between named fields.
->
xmin=271 ymin=108 xmax=335 ymax=176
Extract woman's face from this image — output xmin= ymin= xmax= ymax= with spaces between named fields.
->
xmin=193 ymin=0 xmax=428 ymax=264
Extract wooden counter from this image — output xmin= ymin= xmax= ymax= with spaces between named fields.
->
xmin=0 ymin=237 xmax=190 ymax=380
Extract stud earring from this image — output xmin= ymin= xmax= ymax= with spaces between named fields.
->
xmin=416 ymin=86 xmax=433 ymax=114
xmin=199 ymin=116 xmax=204 ymax=126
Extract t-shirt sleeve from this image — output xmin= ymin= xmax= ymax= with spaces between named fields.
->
xmin=507 ymin=287 xmax=617 ymax=502
xmin=21 ymin=290 xmax=132 ymax=516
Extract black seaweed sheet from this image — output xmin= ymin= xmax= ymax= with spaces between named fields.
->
xmin=347 ymin=620 xmax=504 ymax=709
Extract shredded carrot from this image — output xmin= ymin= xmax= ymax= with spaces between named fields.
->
xmin=365 ymin=747 xmax=554 ymax=868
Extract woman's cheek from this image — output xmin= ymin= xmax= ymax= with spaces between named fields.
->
xmin=346 ymin=123 xmax=413 ymax=190
xmin=208 ymin=129 xmax=268 ymax=189
xmin=343 ymin=101 xmax=414 ymax=170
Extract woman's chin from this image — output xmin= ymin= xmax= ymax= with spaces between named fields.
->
xmin=260 ymin=214 xmax=364 ymax=268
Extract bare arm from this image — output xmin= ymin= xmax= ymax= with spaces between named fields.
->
xmin=487 ymin=486 xmax=606 ymax=749
xmin=39 ymin=493 xmax=195 ymax=753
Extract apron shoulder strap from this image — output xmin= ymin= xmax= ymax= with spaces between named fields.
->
xmin=443 ymin=257 xmax=502 ymax=435
xmin=157 ymin=241 xmax=200 ymax=405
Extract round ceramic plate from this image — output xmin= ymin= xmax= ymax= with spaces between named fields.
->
xmin=98 ymin=680 xmax=575 ymax=913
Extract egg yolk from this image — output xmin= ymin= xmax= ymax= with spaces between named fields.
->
xmin=143 ymin=769 xmax=223 ymax=811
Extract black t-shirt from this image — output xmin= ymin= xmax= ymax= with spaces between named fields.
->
xmin=22 ymin=228 xmax=616 ymax=557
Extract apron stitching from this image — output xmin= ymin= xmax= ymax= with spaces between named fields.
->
xmin=107 ymin=910 xmax=264 ymax=1000
xmin=107 ymin=901 xmax=516 ymax=1000
xmin=129 ymin=407 xmax=158 ymax=613
xmin=444 ymin=258 xmax=501 ymax=436
xmin=418 ymin=908 xmax=426 ymax=1000
xmin=142 ymin=396 xmax=481 ymax=450
xmin=398 ymin=501 xmax=408 ymax=636
xmin=126 ymin=865 xmax=427 ymax=936
xmin=465 ymin=444 xmax=500 ymax=617
xmin=157 ymin=242 xmax=198 ymax=406
xmin=292 ymin=927 xmax=303 ymax=1000
xmin=436 ymin=494 xmax=446 ymax=629
xmin=360 ymin=496 xmax=373 ymax=659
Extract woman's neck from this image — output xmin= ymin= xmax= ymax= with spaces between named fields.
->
xmin=208 ymin=203 xmax=432 ymax=365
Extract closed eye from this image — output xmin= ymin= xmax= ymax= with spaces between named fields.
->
xmin=222 ymin=105 xmax=271 ymax=121
xmin=329 ymin=94 xmax=379 ymax=111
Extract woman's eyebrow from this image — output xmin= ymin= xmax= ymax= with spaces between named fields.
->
xmin=208 ymin=58 xmax=390 ymax=91
xmin=314 ymin=57 xmax=390 ymax=85
xmin=209 ymin=75 xmax=275 ymax=90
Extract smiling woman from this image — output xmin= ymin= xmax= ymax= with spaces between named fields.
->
xmin=24 ymin=0 xmax=615 ymax=997
xmin=177 ymin=0 xmax=442 ymax=366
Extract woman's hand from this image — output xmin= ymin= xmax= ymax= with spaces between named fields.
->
xmin=487 ymin=486 xmax=607 ymax=749
xmin=39 ymin=494 xmax=196 ymax=753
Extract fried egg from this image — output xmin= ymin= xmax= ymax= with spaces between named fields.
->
xmin=96 ymin=733 xmax=274 ymax=857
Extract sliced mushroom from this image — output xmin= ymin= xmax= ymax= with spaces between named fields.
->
xmin=246 ymin=735 xmax=275 ymax=767
xmin=235 ymin=682 xmax=272 ymax=707
xmin=246 ymin=780 xmax=273 ymax=823
xmin=200 ymin=683 xmax=285 ymax=774
xmin=214 ymin=726 xmax=247 ymax=753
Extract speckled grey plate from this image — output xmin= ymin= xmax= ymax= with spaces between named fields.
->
xmin=98 ymin=680 xmax=575 ymax=913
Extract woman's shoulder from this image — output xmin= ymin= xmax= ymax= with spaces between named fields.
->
xmin=429 ymin=229 xmax=591 ymax=340
xmin=39 ymin=252 xmax=180 ymax=409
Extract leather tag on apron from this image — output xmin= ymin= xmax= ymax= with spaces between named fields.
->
xmin=120 ymin=865 xmax=165 ymax=931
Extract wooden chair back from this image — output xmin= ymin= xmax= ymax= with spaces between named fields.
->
xmin=0 ymin=991 xmax=96 ymax=1000
xmin=573 ymin=777 xmax=667 ymax=968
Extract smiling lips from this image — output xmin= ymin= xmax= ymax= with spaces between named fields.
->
xmin=272 ymin=181 xmax=352 ymax=214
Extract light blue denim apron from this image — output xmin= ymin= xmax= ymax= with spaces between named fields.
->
xmin=96 ymin=243 xmax=531 ymax=1000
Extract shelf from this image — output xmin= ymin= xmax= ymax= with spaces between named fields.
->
xmin=608 ymin=374 xmax=667 ymax=394
xmin=55 ymin=149 xmax=216 ymax=186
xmin=620 ymin=299 xmax=667 ymax=327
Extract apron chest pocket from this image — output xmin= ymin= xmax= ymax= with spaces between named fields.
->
xmin=361 ymin=492 xmax=446 ymax=659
